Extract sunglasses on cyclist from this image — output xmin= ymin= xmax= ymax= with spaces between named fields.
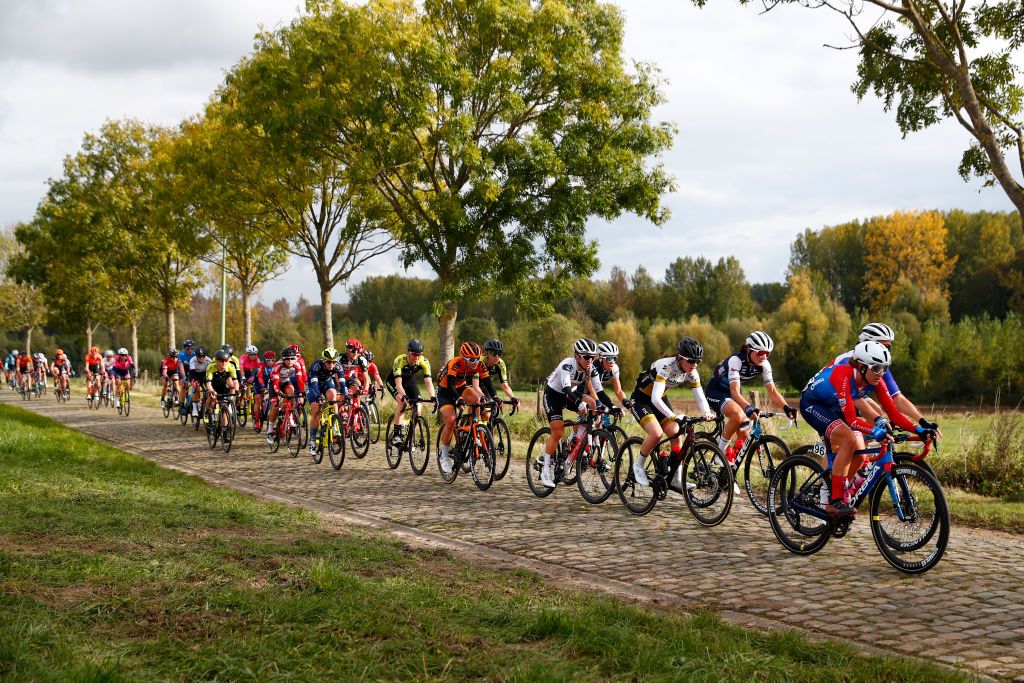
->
xmin=866 ymin=363 xmax=889 ymax=374
xmin=464 ymin=357 xmax=481 ymax=364
xmin=578 ymin=353 xmax=595 ymax=361
xmin=754 ymin=350 xmax=770 ymax=358
xmin=603 ymin=356 xmax=617 ymax=363
xmin=680 ymin=356 xmax=700 ymax=365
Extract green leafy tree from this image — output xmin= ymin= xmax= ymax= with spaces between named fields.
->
xmin=347 ymin=276 xmax=440 ymax=327
xmin=750 ymin=282 xmax=788 ymax=314
xmin=700 ymin=0 xmax=1024 ymax=222
xmin=770 ymin=271 xmax=852 ymax=388
xmin=603 ymin=315 xmax=643 ymax=383
xmin=0 ymin=227 xmax=49 ymax=354
xmin=945 ymin=210 xmax=1024 ymax=319
xmin=788 ymin=221 xmax=865 ymax=312
xmin=238 ymin=0 xmax=675 ymax=361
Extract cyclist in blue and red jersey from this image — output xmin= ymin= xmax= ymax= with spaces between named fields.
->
xmin=176 ymin=340 xmax=195 ymax=415
xmin=801 ymin=341 xmax=934 ymax=516
xmin=827 ymin=322 xmax=941 ymax=437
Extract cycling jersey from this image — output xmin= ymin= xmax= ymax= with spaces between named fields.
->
xmin=485 ymin=357 xmax=510 ymax=385
xmin=205 ymin=361 xmax=237 ymax=393
xmin=4 ymin=354 xmax=17 ymax=370
xmin=307 ymin=359 xmax=347 ymax=401
xmin=254 ymin=361 xmax=276 ymax=392
xmin=239 ymin=354 xmax=262 ymax=380
xmin=707 ymin=352 xmax=774 ymax=395
xmin=437 ymin=357 xmax=488 ymax=390
xmin=160 ymin=355 xmax=179 ymax=376
xmin=632 ymin=356 xmax=710 ymax=420
xmin=800 ymin=363 xmax=915 ymax=438
xmin=596 ymin=359 xmax=620 ymax=384
xmin=84 ymin=352 xmax=103 ymax=372
xmin=366 ymin=361 xmax=381 ymax=382
xmin=828 ymin=350 xmax=901 ymax=397
xmin=545 ymin=357 xmax=599 ymax=398
xmin=110 ymin=355 xmax=135 ymax=380
xmin=16 ymin=355 xmax=32 ymax=370
xmin=189 ymin=355 xmax=212 ymax=376
xmin=392 ymin=353 xmax=432 ymax=378
xmin=340 ymin=352 xmax=369 ymax=384
xmin=177 ymin=350 xmax=194 ymax=375
xmin=51 ymin=356 xmax=72 ymax=374
xmin=102 ymin=357 xmax=115 ymax=374
xmin=271 ymin=360 xmax=307 ymax=394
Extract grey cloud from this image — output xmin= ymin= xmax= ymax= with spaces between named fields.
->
xmin=0 ymin=0 xmax=300 ymax=73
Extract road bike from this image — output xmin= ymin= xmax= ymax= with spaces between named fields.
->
xmin=314 ymin=399 xmax=345 ymax=469
xmin=339 ymin=391 xmax=371 ymax=459
xmin=235 ymin=380 xmax=254 ymax=428
xmin=204 ymin=392 xmax=237 ymax=453
xmin=385 ymin=396 xmax=435 ymax=475
xmin=614 ymin=416 xmax=734 ymax=526
xmin=268 ymin=393 xmax=302 ymax=457
xmin=365 ymin=386 xmax=384 ymax=444
xmin=766 ymin=431 xmax=948 ymax=574
xmin=437 ymin=399 xmax=498 ymax=490
xmin=161 ymin=381 xmax=180 ymax=419
xmin=525 ymin=406 xmax=618 ymax=504
xmin=116 ymin=382 xmax=132 ymax=417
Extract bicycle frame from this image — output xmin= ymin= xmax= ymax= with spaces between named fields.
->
xmin=789 ymin=434 xmax=933 ymax=523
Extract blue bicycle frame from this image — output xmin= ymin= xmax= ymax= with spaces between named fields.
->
xmin=790 ymin=441 xmax=909 ymax=522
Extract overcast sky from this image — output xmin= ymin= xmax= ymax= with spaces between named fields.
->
xmin=0 ymin=0 xmax=1016 ymax=305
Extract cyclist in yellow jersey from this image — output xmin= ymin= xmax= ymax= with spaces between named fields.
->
xmin=386 ymin=339 xmax=436 ymax=447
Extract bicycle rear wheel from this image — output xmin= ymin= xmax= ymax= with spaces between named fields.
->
xmin=162 ymin=394 xmax=171 ymax=418
xmin=682 ymin=440 xmax=733 ymax=526
xmin=767 ymin=454 xmax=832 ymax=555
xmin=614 ymin=437 xmax=657 ymax=515
xmin=297 ymin=405 xmax=309 ymax=449
xmin=525 ymin=428 xmax=554 ymax=498
xmin=408 ymin=416 xmax=430 ymax=475
xmin=491 ymin=417 xmax=512 ymax=481
xmin=385 ymin=423 xmax=403 ymax=469
xmin=471 ymin=425 xmax=496 ymax=491
xmin=577 ymin=429 xmax=617 ymax=504
xmin=870 ymin=462 xmax=949 ymax=574
xmin=437 ymin=430 xmax=460 ymax=484
xmin=742 ymin=435 xmax=789 ymax=516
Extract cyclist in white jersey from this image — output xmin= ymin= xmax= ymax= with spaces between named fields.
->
xmin=627 ymin=337 xmax=714 ymax=489
xmin=539 ymin=338 xmax=602 ymax=487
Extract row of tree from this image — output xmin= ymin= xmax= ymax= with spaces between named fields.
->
xmin=1 ymin=0 xmax=673 ymax=362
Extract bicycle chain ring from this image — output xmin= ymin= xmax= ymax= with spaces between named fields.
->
xmin=832 ymin=518 xmax=853 ymax=538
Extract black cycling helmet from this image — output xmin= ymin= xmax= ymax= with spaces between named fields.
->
xmin=196 ymin=346 xmax=207 ymax=357
xmin=281 ymin=347 xmax=297 ymax=359
xmin=484 ymin=339 xmax=504 ymax=354
xmin=407 ymin=339 xmax=424 ymax=353
xmin=168 ymin=346 xmax=177 ymax=356
xmin=676 ymin=337 xmax=703 ymax=362
xmin=214 ymin=349 xmax=231 ymax=361
xmin=183 ymin=339 xmax=194 ymax=348
xmin=221 ymin=344 xmax=234 ymax=356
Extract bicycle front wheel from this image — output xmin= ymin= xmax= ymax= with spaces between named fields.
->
xmin=870 ymin=462 xmax=949 ymax=574
xmin=470 ymin=425 xmax=496 ymax=491
xmin=222 ymin=408 xmax=236 ymax=454
xmin=742 ymin=435 xmax=789 ymax=516
xmin=350 ymin=405 xmax=371 ymax=458
xmin=123 ymin=390 xmax=131 ymax=417
xmin=162 ymin=394 xmax=170 ymax=418
xmin=490 ymin=417 xmax=512 ymax=481
xmin=286 ymin=416 xmax=301 ymax=458
xmin=328 ymin=418 xmax=346 ymax=470
xmin=206 ymin=411 xmax=219 ymax=448
xmin=682 ymin=440 xmax=733 ymax=526
xmin=525 ymin=428 xmax=554 ymax=498
xmin=577 ymin=429 xmax=617 ymax=505
xmin=766 ymin=454 xmax=832 ymax=556
xmin=408 ymin=416 xmax=431 ymax=476
xmin=614 ymin=437 xmax=657 ymax=515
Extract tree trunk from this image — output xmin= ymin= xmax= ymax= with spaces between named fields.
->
xmin=86 ymin=317 xmax=93 ymax=351
xmin=25 ymin=326 xmax=33 ymax=356
xmin=438 ymin=300 xmax=458 ymax=366
xmin=242 ymin=287 xmax=252 ymax=349
xmin=131 ymin=322 xmax=138 ymax=367
xmin=319 ymin=284 xmax=334 ymax=349
xmin=165 ymin=305 xmax=176 ymax=354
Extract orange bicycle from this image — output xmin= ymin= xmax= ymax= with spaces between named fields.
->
xmin=436 ymin=399 xmax=497 ymax=490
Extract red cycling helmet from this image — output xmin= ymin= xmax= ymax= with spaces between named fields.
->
xmin=345 ymin=338 xmax=363 ymax=352
xmin=263 ymin=350 xmax=277 ymax=361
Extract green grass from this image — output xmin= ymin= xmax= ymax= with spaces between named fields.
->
xmin=0 ymin=403 xmax=969 ymax=682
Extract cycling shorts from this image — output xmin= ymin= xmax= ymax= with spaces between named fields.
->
xmin=87 ymin=364 xmax=102 ymax=375
xmin=799 ymin=394 xmax=845 ymax=439
xmin=110 ymin=367 xmax=132 ymax=380
xmin=629 ymin=388 xmax=675 ymax=427
xmin=541 ymin=386 xmax=573 ymax=423
xmin=703 ymin=384 xmax=733 ymax=416
xmin=306 ymin=378 xmax=339 ymax=403
xmin=188 ymin=369 xmax=206 ymax=385
xmin=163 ymin=371 xmax=180 ymax=381
xmin=385 ymin=372 xmax=421 ymax=400
xmin=437 ymin=385 xmax=469 ymax=410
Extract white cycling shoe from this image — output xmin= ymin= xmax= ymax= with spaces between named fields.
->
xmin=265 ymin=432 xmax=275 ymax=445
xmin=632 ymin=460 xmax=651 ymax=487
xmin=671 ymin=468 xmax=696 ymax=494
xmin=540 ymin=464 xmax=556 ymax=488
xmin=439 ymin=454 xmax=454 ymax=475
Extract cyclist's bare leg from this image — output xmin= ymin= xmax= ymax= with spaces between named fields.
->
xmin=720 ymin=400 xmax=745 ymax=442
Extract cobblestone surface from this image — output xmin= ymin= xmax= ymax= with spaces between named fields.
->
xmin=7 ymin=393 xmax=1024 ymax=680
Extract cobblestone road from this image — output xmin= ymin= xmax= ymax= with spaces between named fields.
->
xmin=7 ymin=393 xmax=1024 ymax=680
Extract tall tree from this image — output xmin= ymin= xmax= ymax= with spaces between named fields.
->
xmin=862 ymin=210 xmax=956 ymax=312
xmin=788 ymin=221 xmax=866 ymax=312
xmin=702 ymin=0 xmax=1024 ymax=222
xmin=0 ymin=227 xmax=49 ymax=354
xmin=237 ymin=0 xmax=675 ymax=361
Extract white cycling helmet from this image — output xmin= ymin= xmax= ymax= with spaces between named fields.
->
xmin=597 ymin=341 xmax=619 ymax=358
xmin=745 ymin=331 xmax=774 ymax=353
xmin=117 ymin=347 xmax=128 ymax=355
xmin=33 ymin=352 xmax=45 ymax=360
xmin=573 ymin=338 xmax=598 ymax=355
xmin=245 ymin=344 xmax=258 ymax=355
xmin=104 ymin=349 xmax=114 ymax=357
xmin=859 ymin=322 xmax=895 ymax=344
xmin=852 ymin=341 xmax=891 ymax=370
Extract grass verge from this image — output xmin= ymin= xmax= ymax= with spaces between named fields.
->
xmin=0 ymin=402 xmax=970 ymax=681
